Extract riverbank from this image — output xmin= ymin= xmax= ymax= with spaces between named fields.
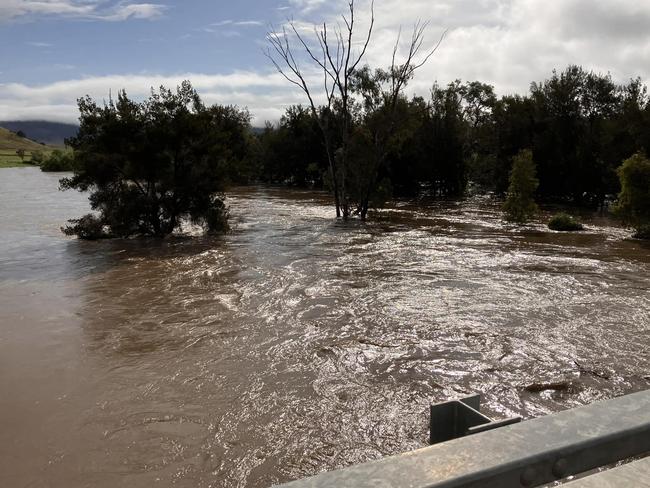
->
xmin=0 ymin=152 xmax=38 ymax=168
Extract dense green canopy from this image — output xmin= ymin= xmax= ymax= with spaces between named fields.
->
xmin=61 ymin=81 xmax=251 ymax=238
xmin=614 ymin=153 xmax=650 ymax=237
xmin=59 ymin=66 xmax=650 ymax=239
xmin=258 ymin=66 xmax=650 ymax=210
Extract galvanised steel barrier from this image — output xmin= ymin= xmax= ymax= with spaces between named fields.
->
xmin=562 ymin=456 xmax=650 ymax=487
xmin=277 ymin=389 xmax=650 ymax=488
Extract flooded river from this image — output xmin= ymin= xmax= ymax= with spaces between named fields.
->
xmin=1 ymin=167 xmax=649 ymax=488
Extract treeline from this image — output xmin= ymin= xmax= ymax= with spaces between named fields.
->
xmin=61 ymin=68 xmax=650 ymax=239
xmin=254 ymin=65 xmax=650 ymax=207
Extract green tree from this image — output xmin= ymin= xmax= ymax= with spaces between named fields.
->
xmin=503 ymin=149 xmax=539 ymax=223
xmin=40 ymin=149 xmax=75 ymax=172
xmin=267 ymin=3 xmax=441 ymax=219
xmin=61 ymin=81 xmax=250 ymax=239
xmin=31 ymin=150 xmax=44 ymax=165
xmin=613 ymin=152 xmax=650 ymax=238
xmin=258 ymin=105 xmax=328 ymax=186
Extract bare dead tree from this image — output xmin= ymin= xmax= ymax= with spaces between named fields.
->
xmin=354 ymin=24 xmax=447 ymax=218
xmin=266 ymin=22 xmax=341 ymax=215
xmin=267 ymin=1 xmax=444 ymax=219
xmin=266 ymin=0 xmax=374 ymax=217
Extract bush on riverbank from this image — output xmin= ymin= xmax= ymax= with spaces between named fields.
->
xmin=548 ymin=213 xmax=584 ymax=231
xmin=40 ymin=149 xmax=75 ymax=172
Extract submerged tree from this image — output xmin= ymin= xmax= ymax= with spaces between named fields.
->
xmin=503 ymin=149 xmax=539 ymax=223
xmin=349 ymin=25 xmax=445 ymax=217
xmin=267 ymin=0 xmax=443 ymax=218
xmin=258 ymin=105 xmax=328 ymax=186
xmin=267 ymin=0 xmax=375 ymax=218
xmin=40 ymin=149 xmax=75 ymax=172
xmin=61 ymin=81 xmax=251 ymax=239
xmin=613 ymin=152 xmax=650 ymax=238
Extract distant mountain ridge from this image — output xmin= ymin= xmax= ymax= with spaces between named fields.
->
xmin=0 ymin=121 xmax=79 ymax=146
xmin=0 ymin=121 xmax=266 ymax=146
xmin=0 ymin=126 xmax=52 ymax=152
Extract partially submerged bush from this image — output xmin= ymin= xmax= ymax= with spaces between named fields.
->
xmin=548 ymin=213 xmax=584 ymax=231
xmin=61 ymin=214 xmax=109 ymax=240
xmin=613 ymin=152 xmax=650 ymax=239
xmin=503 ymin=149 xmax=539 ymax=223
xmin=30 ymin=150 xmax=45 ymax=165
xmin=632 ymin=225 xmax=650 ymax=240
xmin=41 ymin=149 xmax=75 ymax=172
xmin=61 ymin=81 xmax=249 ymax=238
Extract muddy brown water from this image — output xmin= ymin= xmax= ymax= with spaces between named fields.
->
xmin=1 ymin=167 xmax=649 ymax=488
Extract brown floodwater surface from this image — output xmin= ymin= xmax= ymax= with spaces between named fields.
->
xmin=1 ymin=168 xmax=649 ymax=488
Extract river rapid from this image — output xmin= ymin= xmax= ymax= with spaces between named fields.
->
xmin=1 ymin=167 xmax=649 ymax=487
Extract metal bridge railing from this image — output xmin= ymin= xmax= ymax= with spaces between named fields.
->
xmin=277 ymin=389 xmax=650 ymax=488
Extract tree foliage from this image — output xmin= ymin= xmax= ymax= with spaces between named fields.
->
xmin=548 ymin=213 xmax=584 ymax=231
xmin=258 ymin=65 xmax=650 ymax=213
xmin=613 ymin=152 xmax=650 ymax=237
xmin=258 ymin=106 xmax=328 ymax=186
xmin=503 ymin=149 xmax=539 ymax=223
xmin=61 ymin=81 xmax=251 ymax=239
xmin=267 ymin=1 xmax=444 ymax=218
xmin=40 ymin=149 xmax=75 ymax=172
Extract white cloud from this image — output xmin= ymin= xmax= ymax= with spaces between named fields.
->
xmin=3 ymin=0 xmax=650 ymax=125
xmin=212 ymin=20 xmax=263 ymax=27
xmin=234 ymin=20 xmax=263 ymax=26
xmin=0 ymin=71 xmax=307 ymax=125
xmin=26 ymin=41 xmax=53 ymax=47
xmin=287 ymin=0 xmax=328 ymax=14
xmin=0 ymin=1 xmax=166 ymax=22
xmin=213 ymin=20 xmax=234 ymax=26
xmin=102 ymin=3 xmax=165 ymax=21
xmin=275 ymin=0 xmax=650 ymax=97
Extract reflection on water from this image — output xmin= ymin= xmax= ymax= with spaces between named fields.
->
xmin=1 ymin=168 xmax=649 ymax=487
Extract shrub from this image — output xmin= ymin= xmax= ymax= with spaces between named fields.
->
xmin=30 ymin=150 xmax=45 ymax=165
xmin=548 ymin=213 xmax=584 ymax=231
xmin=61 ymin=214 xmax=109 ymax=240
xmin=632 ymin=225 xmax=650 ymax=240
xmin=503 ymin=149 xmax=539 ymax=223
xmin=613 ymin=152 xmax=650 ymax=238
xmin=40 ymin=149 xmax=75 ymax=172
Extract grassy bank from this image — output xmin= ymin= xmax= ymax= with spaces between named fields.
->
xmin=0 ymin=127 xmax=58 ymax=168
xmin=0 ymin=151 xmax=39 ymax=168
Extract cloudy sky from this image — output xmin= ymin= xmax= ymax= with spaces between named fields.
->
xmin=1 ymin=0 xmax=649 ymax=125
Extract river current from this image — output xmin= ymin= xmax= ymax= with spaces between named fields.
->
xmin=1 ymin=168 xmax=649 ymax=487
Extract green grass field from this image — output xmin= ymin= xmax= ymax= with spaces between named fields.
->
xmin=0 ymin=150 xmax=44 ymax=168
xmin=0 ymin=127 xmax=58 ymax=168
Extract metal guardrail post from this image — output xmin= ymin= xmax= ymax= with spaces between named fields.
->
xmin=429 ymin=394 xmax=521 ymax=444
xmin=277 ymin=390 xmax=650 ymax=488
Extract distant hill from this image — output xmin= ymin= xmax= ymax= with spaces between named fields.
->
xmin=0 ymin=121 xmax=78 ymax=146
xmin=0 ymin=126 xmax=51 ymax=152
xmin=0 ymin=126 xmax=61 ymax=167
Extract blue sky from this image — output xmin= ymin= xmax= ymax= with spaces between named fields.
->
xmin=1 ymin=1 xmax=281 ymax=85
xmin=2 ymin=0 xmax=650 ymax=125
